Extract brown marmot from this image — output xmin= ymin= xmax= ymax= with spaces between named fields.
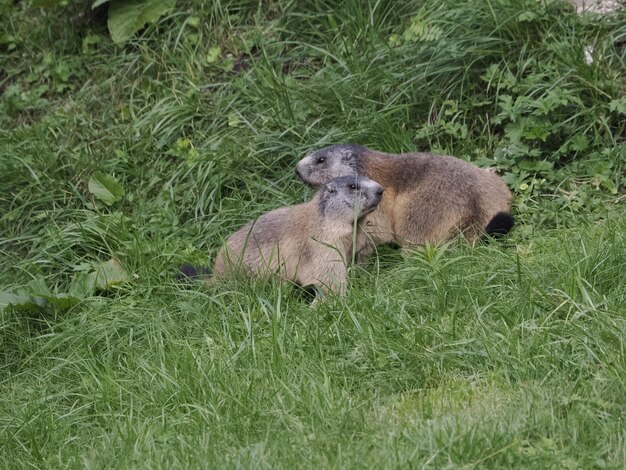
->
xmin=210 ymin=175 xmax=384 ymax=297
xmin=295 ymin=144 xmax=513 ymax=249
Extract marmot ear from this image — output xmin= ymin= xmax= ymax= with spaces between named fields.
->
xmin=341 ymin=152 xmax=355 ymax=163
xmin=326 ymin=185 xmax=337 ymax=194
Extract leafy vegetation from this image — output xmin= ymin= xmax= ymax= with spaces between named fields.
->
xmin=32 ymin=0 xmax=177 ymax=44
xmin=1 ymin=0 xmax=625 ymax=467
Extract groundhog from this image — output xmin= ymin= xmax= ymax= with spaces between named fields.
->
xmin=211 ymin=175 xmax=384 ymax=297
xmin=295 ymin=144 xmax=513 ymax=250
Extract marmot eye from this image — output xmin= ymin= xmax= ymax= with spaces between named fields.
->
xmin=349 ymin=183 xmax=356 ymax=190
xmin=317 ymin=157 xmax=326 ymax=164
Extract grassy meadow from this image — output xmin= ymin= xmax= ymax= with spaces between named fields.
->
xmin=1 ymin=0 xmax=625 ymax=468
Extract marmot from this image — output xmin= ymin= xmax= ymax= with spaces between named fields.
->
xmin=295 ymin=144 xmax=514 ymax=249
xmin=211 ymin=175 xmax=384 ymax=296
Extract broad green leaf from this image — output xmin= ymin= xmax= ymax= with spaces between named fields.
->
xmin=588 ymin=160 xmax=612 ymax=177
xmin=88 ymin=172 xmax=125 ymax=206
xmin=27 ymin=278 xmax=53 ymax=298
xmin=92 ymin=258 xmax=129 ymax=290
xmin=480 ymin=63 xmax=499 ymax=84
xmin=46 ymin=293 xmax=82 ymax=310
xmin=0 ymin=291 xmax=46 ymax=313
xmin=107 ymin=0 xmax=176 ymax=44
xmin=601 ymin=179 xmax=618 ymax=195
xmin=69 ymin=272 xmax=97 ymax=298
xmin=569 ymin=135 xmax=589 ymax=152
xmin=206 ymin=46 xmax=221 ymax=64
xmin=228 ymin=114 xmax=241 ymax=128
xmin=523 ymin=123 xmax=550 ymax=142
xmin=82 ymin=34 xmax=103 ymax=54
xmin=186 ymin=16 xmax=201 ymax=29
xmin=25 ymin=278 xmax=82 ymax=310
xmin=504 ymin=121 xmax=525 ymax=143
xmin=68 ymin=259 xmax=129 ymax=295
xmin=609 ymin=98 xmax=626 ymax=115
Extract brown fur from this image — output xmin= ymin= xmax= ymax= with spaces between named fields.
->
xmin=295 ymin=145 xmax=513 ymax=249
xmin=213 ymin=175 xmax=383 ymax=296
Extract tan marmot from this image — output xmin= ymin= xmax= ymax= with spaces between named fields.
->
xmin=211 ymin=175 xmax=384 ymax=296
xmin=295 ymin=144 xmax=513 ymax=249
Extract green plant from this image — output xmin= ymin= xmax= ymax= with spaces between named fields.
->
xmin=1 ymin=0 xmax=625 ymax=467
xmin=32 ymin=0 xmax=177 ymax=44
xmin=0 ymin=258 xmax=129 ymax=314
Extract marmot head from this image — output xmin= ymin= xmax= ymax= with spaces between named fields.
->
xmin=295 ymin=144 xmax=367 ymax=188
xmin=318 ymin=175 xmax=383 ymax=221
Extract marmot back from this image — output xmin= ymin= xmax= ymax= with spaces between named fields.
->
xmin=295 ymin=144 xmax=513 ymax=248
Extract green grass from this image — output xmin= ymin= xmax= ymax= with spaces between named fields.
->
xmin=1 ymin=0 xmax=625 ymax=467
